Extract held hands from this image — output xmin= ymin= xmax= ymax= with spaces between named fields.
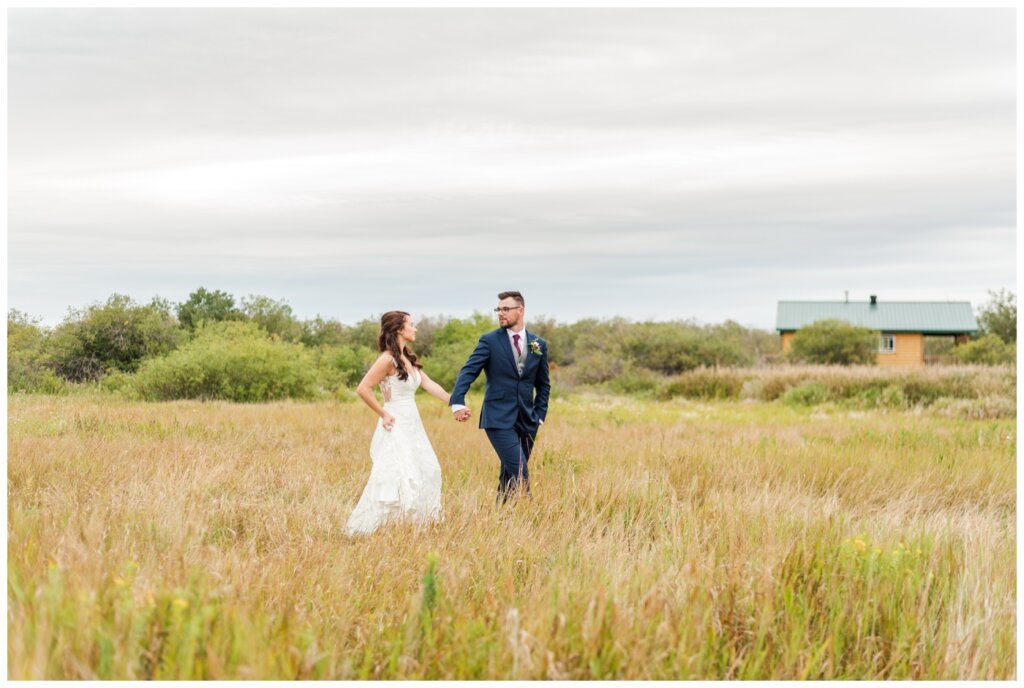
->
xmin=454 ymin=408 xmax=472 ymax=422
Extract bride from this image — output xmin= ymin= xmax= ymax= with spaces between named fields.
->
xmin=345 ymin=311 xmax=463 ymax=536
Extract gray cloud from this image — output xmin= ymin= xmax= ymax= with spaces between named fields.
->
xmin=8 ymin=8 xmax=1016 ymax=328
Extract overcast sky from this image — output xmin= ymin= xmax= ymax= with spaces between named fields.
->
xmin=8 ymin=8 xmax=1016 ymax=329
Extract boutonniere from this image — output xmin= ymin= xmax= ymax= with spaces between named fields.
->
xmin=529 ymin=339 xmax=543 ymax=356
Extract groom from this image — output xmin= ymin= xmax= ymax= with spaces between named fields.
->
xmin=449 ymin=291 xmax=550 ymax=502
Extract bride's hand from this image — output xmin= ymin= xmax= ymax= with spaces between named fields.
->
xmin=381 ymin=412 xmax=396 ymax=432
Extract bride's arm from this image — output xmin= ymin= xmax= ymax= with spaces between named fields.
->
xmin=356 ymin=353 xmax=398 ymax=424
xmin=417 ymin=369 xmax=451 ymax=405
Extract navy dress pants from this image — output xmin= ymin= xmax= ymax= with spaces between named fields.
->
xmin=485 ymin=417 xmax=537 ymax=502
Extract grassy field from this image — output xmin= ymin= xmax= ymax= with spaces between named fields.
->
xmin=7 ymin=390 xmax=1016 ymax=679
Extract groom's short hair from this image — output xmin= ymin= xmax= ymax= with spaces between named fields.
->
xmin=498 ymin=291 xmax=524 ymax=306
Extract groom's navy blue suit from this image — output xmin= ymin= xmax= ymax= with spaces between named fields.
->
xmin=449 ymin=328 xmax=550 ymax=501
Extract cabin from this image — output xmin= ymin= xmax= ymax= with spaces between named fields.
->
xmin=776 ymin=295 xmax=978 ymax=367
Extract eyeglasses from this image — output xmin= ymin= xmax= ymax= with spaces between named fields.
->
xmin=493 ymin=306 xmax=523 ymax=314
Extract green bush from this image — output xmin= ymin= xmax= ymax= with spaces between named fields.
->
xmin=341 ymin=317 xmax=384 ymax=351
xmin=430 ymin=312 xmax=495 ymax=350
xmin=621 ymin=323 xmax=750 ymax=374
xmin=546 ymin=317 xmax=631 ymax=367
xmin=133 ymin=321 xmax=318 ymax=402
xmin=8 ymin=310 xmax=64 ymax=393
xmin=879 ymin=384 xmax=908 ymax=408
xmin=845 ymin=384 xmax=907 ymax=410
xmin=422 ymin=313 xmax=495 ymax=391
xmin=572 ymin=350 xmax=625 ymax=385
xmin=786 ymin=320 xmax=879 ymax=366
xmin=551 ymin=317 xmax=766 ymax=370
xmin=310 ymin=344 xmax=377 ymax=396
xmin=705 ymin=319 xmax=782 ymax=365
xmin=299 ymin=314 xmax=452 ymax=354
xmin=48 ymin=294 xmax=183 ymax=382
xmin=952 ymin=335 xmax=1015 ymax=365
xmin=299 ymin=316 xmax=349 ymax=348
xmin=780 ymin=383 xmax=828 ymax=406
xmin=98 ymin=370 xmax=139 ymax=398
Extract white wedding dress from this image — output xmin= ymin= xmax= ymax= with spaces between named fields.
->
xmin=345 ymin=364 xmax=443 ymax=536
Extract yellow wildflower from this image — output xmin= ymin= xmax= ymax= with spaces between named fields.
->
xmin=173 ymin=597 xmax=189 ymax=609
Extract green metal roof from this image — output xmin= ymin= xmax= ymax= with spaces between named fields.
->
xmin=776 ymin=300 xmax=978 ymax=334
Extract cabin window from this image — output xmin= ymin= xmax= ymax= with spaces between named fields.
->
xmin=879 ymin=334 xmax=895 ymax=353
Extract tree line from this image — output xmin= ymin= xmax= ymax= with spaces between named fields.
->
xmin=7 ymin=288 xmax=1015 ymax=401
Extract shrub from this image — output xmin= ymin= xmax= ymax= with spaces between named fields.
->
xmin=622 ymin=322 xmax=750 ymax=374
xmin=780 ymin=383 xmax=828 ymax=406
xmin=421 ymin=313 xmax=495 ymax=390
xmin=8 ymin=310 xmax=63 ymax=393
xmin=133 ymin=321 xmax=318 ymax=402
xmin=952 ymin=335 xmax=1015 ymax=365
xmin=786 ymin=320 xmax=879 ymax=366
xmin=705 ymin=319 xmax=782 ymax=365
xmin=299 ymin=316 xmax=349 ymax=348
xmin=430 ymin=312 xmax=495 ymax=350
xmin=310 ymin=344 xmax=377 ymax=396
xmin=342 ymin=317 xmax=384 ymax=351
xmin=551 ymin=317 xmax=631 ymax=367
xmin=844 ymin=384 xmax=907 ymax=410
xmin=98 ymin=370 xmax=139 ymax=398
xmin=48 ymin=294 xmax=183 ymax=382
xmin=572 ymin=350 xmax=624 ymax=385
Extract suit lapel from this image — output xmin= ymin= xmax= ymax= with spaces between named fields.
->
xmin=495 ymin=329 xmax=520 ymax=377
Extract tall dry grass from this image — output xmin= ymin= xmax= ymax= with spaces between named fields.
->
xmin=7 ymin=391 xmax=1016 ymax=679
xmin=655 ymin=363 xmax=1014 ymax=404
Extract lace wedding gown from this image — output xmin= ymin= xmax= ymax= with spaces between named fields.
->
xmin=345 ymin=365 xmax=443 ymax=536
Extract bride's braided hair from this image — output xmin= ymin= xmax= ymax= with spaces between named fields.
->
xmin=378 ymin=311 xmax=423 ymax=381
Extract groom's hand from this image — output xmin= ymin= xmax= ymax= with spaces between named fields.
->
xmin=454 ymin=408 xmax=472 ymax=422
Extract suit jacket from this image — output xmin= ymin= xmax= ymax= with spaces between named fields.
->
xmin=449 ymin=328 xmax=550 ymax=431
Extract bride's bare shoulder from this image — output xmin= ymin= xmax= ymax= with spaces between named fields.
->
xmin=371 ymin=351 xmax=399 ymax=374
